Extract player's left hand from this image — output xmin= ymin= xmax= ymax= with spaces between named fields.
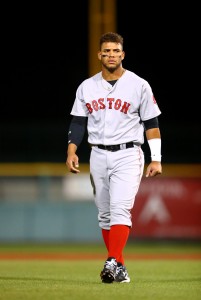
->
xmin=145 ymin=161 xmax=162 ymax=177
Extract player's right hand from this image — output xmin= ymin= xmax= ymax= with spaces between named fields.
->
xmin=66 ymin=154 xmax=80 ymax=174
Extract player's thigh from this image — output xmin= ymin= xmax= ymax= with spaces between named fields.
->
xmin=90 ymin=147 xmax=110 ymax=210
xmin=110 ymin=148 xmax=144 ymax=209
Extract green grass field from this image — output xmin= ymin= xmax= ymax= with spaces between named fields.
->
xmin=0 ymin=241 xmax=200 ymax=300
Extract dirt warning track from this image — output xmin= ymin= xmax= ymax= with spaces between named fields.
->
xmin=0 ymin=253 xmax=200 ymax=260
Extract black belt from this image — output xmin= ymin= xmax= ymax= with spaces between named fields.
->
xmin=95 ymin=142 xmax=140 ymax=152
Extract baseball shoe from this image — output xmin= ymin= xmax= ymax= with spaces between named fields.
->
xmin=114 ymin=262 xmax=130 ymax=283
xmin=100 ymin=257 xmax=117 ymax=283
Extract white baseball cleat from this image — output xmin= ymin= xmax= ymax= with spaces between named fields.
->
xmin=114 ymin=263 xmax=130 ymax=283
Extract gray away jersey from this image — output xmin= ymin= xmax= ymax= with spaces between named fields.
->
xmin=70 ymin=70 xmax=161 ymax=145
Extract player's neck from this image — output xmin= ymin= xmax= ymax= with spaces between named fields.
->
xmin=102 ymin=67 xmax=125 ymax=81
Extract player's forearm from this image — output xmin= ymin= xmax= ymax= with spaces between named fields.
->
xmin=146 ymin=128 xmax=161 ymax=162
xmin=145 ymin=127 xmax=161 ymax=140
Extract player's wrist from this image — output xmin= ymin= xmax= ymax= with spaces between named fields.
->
xmin=67 ymin=143 xmax=77 ymax=155
xmin=147 ymin=138 xmax=162 ymax=162
xmin=151 ymin=156 xmax=162 ymax=162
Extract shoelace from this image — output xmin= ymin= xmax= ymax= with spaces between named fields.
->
xmin=116 ymin=266 xmax=124 ymax=275
xmin=105 ymin=260 xmax=117 ymax=269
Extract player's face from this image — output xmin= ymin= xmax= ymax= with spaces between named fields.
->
xmin=98 ymin=42 xmax=125 ymax=71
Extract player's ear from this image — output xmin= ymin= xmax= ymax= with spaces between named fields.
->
xmin=121 ymin=51 xmax=125 ymax=60
xmin=98 ymin=52 xmax=102 ymax=61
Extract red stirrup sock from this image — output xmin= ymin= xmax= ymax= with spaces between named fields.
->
xmin=102 ymin=228 xmax=110 ymax=255
xmin=108 ymin=225 xmax=130 ymax=264
xmin=118 ymin=254 xmax=124 ymax=265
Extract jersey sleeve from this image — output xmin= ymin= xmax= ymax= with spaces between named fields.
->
xmin=139 ymin=80 xmax=161 ymax=121
xmin=70 ymin=82 xmax=89 ymax=117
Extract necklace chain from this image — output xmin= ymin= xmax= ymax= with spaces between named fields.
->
xmin=101 ymin=78 xmax=112 ymax=91
xmin=101 ymin=69 xmax=125 ymax=91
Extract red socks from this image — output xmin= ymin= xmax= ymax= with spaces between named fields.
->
xmin=102 ymin=225 xmax=130 ymax=265
xmin=102 ymin=228 xmax=110 ymax=252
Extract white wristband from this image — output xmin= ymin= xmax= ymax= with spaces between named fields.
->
xmin=147 ymin=138 xmax=162 ymax=162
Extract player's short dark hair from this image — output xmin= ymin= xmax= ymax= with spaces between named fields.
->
xmin=99 ymin=32 xmax=124 ymax=49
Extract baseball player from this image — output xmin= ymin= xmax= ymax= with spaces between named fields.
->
xmin=66 ymin=32 xmax=162 ymax=284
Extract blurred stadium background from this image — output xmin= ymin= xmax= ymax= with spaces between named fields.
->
xmin=0 ymin=0 xmax=200 ymax=243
